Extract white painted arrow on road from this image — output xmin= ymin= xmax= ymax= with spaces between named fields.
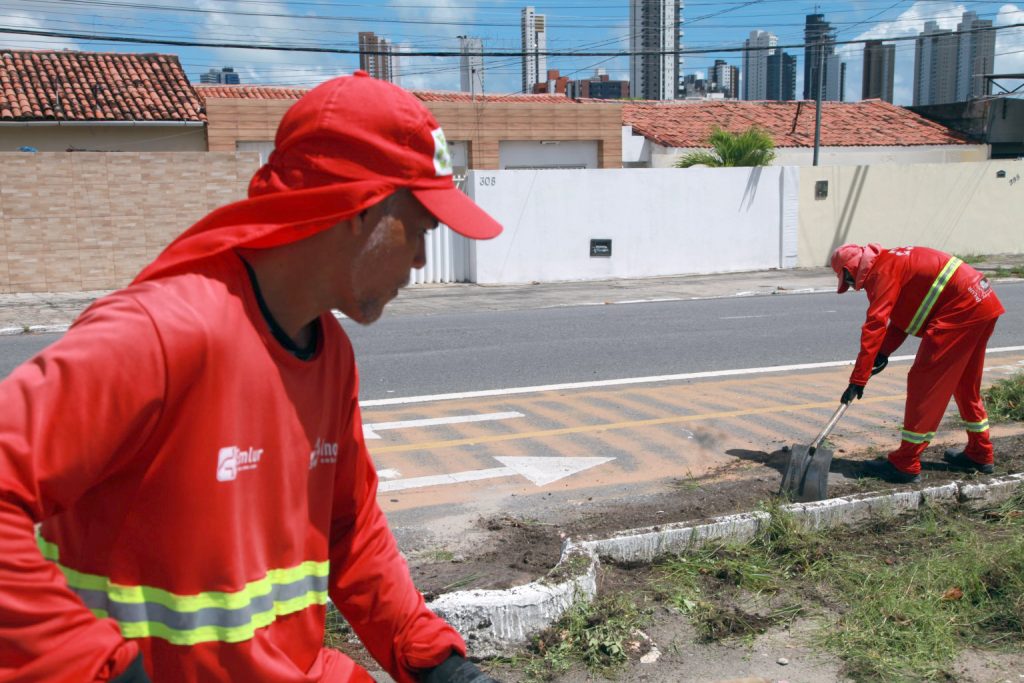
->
xmin=363 ymin=411 xmax=524 ymax=439
xmin=377 ymin=456 xmax=615 ymax=493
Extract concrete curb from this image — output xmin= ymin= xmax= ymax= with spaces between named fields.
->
xmin=427 ymin=542 xmax=599 ymax=657
xmin=430 ymin=475 xmax=1024 ymax=657
xmin=0 ymin=324 xmax=70 ymax=336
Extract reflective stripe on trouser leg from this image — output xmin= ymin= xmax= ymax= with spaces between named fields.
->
xmin=888 ymin=440 xmax=928 ymax=475
xmin=954 ymin=317 xmax=998 ymax=464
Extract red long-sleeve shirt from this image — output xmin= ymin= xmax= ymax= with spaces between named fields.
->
xmin=850 ymin=246 xmax=1004 ymax=386
xmin=0 ymin=252 xmax=463 ymax=682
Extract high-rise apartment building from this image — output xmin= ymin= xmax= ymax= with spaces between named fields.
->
xmin=742 ymin=30 xmax=776 ymax=100
xmin=804 ymin=14 xmax=843 ymax=101
xmin=956 ymin=11 xmax=995 ymax=101
xmin=358 ymin=32 xmax=396 ymax=83
xmin=629 ymin=0 xmax=683 ymax=100
xmin=766 ymin=51 xmax=796 ymax=101
xmin=710 ymin=60 xmax=739 ymax=99
xmin=913 ymin=21 xmax=959 ymax=105
xmin=862 ymin=40 xmax=896 ymax=102
xmin=459 ymin=36 xmax=485 ymax=96
xmin=521 ymin=7 xmax=547 ymax=93
xmin=199 ymin=67 xmax=240 ymax=84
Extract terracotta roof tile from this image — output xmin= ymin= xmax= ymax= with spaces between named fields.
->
xmin=0 ymin=49 xmax=204 ymax=122
xmin=412 ymin=91 xmax=579 ymax=104
xmin=194 ymin=85 xmax=311 ymax=101
xmin=195 ymin=85 xmax=579 ymax=105
xmin=623 ymin=99 xmax=971 ymax=148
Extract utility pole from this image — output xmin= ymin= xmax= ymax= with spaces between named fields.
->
xmin=813 ymin=39 xmax=824 ymax=166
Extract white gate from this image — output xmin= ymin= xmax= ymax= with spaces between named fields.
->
xmin=409 ymin=174 xmax=473 ymax=284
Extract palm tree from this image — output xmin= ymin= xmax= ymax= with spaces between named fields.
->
xmin=674 ymin=126 xmax=777 ymax=168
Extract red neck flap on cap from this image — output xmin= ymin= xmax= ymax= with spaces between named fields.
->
xmin=133 ymin=72 xmax=455 ymax=284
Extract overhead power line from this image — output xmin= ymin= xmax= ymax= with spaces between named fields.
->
xmin=1 ymin=22 xmax=1021 ymax=57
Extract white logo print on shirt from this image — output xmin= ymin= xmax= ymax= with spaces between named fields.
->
xmin=216 ymin=446 xmax=264 ymax=482
xmin=309 ymin=438 xmax=339 ymax=470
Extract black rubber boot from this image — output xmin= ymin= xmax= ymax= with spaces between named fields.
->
xmin=861 ymin=459 xmax=921 ymax=484
xmin=943 ymin=448 xmax=994 ymax=474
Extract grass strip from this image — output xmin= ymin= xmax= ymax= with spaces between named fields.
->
xmin=983 ymin=370 xmax=1024 ymax=422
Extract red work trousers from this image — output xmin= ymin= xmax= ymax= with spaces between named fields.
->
xmin=888 ymin=317 xmax=998 ymax=475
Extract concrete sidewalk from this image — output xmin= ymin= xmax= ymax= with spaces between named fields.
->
xmin=2 ymin=255 xmax=1022 ymax=334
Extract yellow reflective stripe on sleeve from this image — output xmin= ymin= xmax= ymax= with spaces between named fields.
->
xmin=901 ymin=428 xmax=935 ymax=444
xmin=963 ymin=419 xmax=990 ymax=432
xmin=37 ymin=532 xmax=328 ymax=645
xmin=905 ymin=257 xmax=962 ymax=336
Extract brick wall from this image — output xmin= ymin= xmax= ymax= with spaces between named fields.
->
xmin=0 ymin=151 xmax=260 ymax=293
xmin=204 ymin=96 xmax=623 ymax=169
xmin=206 ymin=99 xmax=295 ymax=152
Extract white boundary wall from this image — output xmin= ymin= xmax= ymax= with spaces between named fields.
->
xmin=799 ymin=159 xmax=1024 ymax=266
xmin=466 ymin=167 xmax=799 ymax=284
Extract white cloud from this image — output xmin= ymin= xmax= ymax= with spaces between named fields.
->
xmin=842 ymin=1 xmax=968 ymax=104
xmin=190 ymin=0 xmax=354 ymax=87
xmin=994 ymin=4 xmax=1024 ymax=77
xmin=386 ymin=0 xmax=467 ymax=91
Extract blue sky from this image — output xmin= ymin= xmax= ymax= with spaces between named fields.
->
xmin=3 ymin=0 xmax=1022 ymax=105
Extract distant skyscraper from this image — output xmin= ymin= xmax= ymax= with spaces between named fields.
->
xmin=766 ymin=51 xmax=796 ymax=101
xmin=710 ymin=60 xmax=739 ymax=99
xmin=358 ymin=32 xmax=396 ymax=82
xmin=913 ymin=21 xmax=959 ymax=105
xmin=629 ymin=0 xmax=683 ymax=100
xmin=199 ymin=67 xmax=241 ymax=84
xmin=804 ymin=14 xmax=842 ymax=101
xmin=742 ymin=30 xmax=776 ymax=100
xmin=862 ymin=40 xmax=895 ymax=102
xmin=459 ymin=36 xmax=485 ymax=96
xmin=521 ymin=7 xmax=547 ymax=93
xmin=956 ymin=11 xmax=995 ymax=101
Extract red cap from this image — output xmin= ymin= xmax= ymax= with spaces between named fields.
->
xmin=830 ymin=244 xmax=862 ymax=293
xmin=249 ymin=71 xmax=502 ymax=240
xmin=134 ymin=73 xmax=501 ymax=283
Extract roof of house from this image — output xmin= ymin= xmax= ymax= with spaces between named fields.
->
xmin=194 ymin=85 xmax=312 ymax=101
xmin=195 ymin=84 xmax=580 ymax=105
xmin=622 ymin=99 xmax=973 ymax=148
xmin=412 ymin=91 xmax=580 ymax=104
xmin=0 ymin=49 xmax=204 ymax=122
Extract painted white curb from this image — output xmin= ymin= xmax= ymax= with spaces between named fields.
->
xmin=579 ymin=511 xmax=770 ymax=564
xmin=427 ymin=543 xmax=598 ymax=658
xmin=432 ymin=475 xmax=1024 ymax=657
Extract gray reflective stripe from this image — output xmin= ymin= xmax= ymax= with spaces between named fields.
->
xmin=72 ymin=573 xmax=327 ymax=630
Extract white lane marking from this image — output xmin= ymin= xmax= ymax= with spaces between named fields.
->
xmin=720 ymin=314 xmax=771 ymax=320
xmin=360 ymin=346 xmax=1024 ymax=408
xmin=377 ymin=468 xmax=402 ymax=480
xmin=377 ymin=456 xmax=615 ymax=493
xmin=362 ymin=411 xmax=524 ymax=439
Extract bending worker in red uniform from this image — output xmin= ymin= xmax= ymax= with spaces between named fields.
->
xmin=831 ymin=243 xmax=1004 ymax=484
xmin=0 ymin=73 xmax=501 ymax=682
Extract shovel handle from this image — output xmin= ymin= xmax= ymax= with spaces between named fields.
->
xmin=809 ymin=402 xmax=849 ymax=452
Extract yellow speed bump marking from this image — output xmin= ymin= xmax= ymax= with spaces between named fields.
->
xmin=370 ymin=394 xmax=905 ymax=454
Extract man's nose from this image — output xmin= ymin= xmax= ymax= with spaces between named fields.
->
xmin=411 ymin=235 xmax=427 ymax=270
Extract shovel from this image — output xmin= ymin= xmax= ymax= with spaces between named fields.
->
xmin=779 ymin=402 xmax=849 ymax=502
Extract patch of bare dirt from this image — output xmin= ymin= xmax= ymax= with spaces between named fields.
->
xmin=410 ymin=433 xmax=1024 ymax=598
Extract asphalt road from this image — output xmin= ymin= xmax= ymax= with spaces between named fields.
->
xmin=2 ymin=283 xmax=1022 ymax=395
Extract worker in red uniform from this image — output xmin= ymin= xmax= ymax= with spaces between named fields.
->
xmin=0 ymin=73 xmax=501 ymax=682
xmin=831 ymin=243 xmax=1004 ymax=484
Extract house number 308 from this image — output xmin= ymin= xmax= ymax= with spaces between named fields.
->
xmin=478 ymin=176 xmax=497 ymax=186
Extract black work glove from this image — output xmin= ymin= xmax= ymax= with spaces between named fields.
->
xmin=871 ymin=353 xmax=889 ymax=376
xmin=421 ymin=653 xmax=500 ymax=683
xmin=841 ymin=383 xmax=864 ymax=404
xmin=111 ymin=655 xmax=152 ymax=683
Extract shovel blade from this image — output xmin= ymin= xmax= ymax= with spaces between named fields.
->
xmin=779 ymin=444 xmax=833 ymax=502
